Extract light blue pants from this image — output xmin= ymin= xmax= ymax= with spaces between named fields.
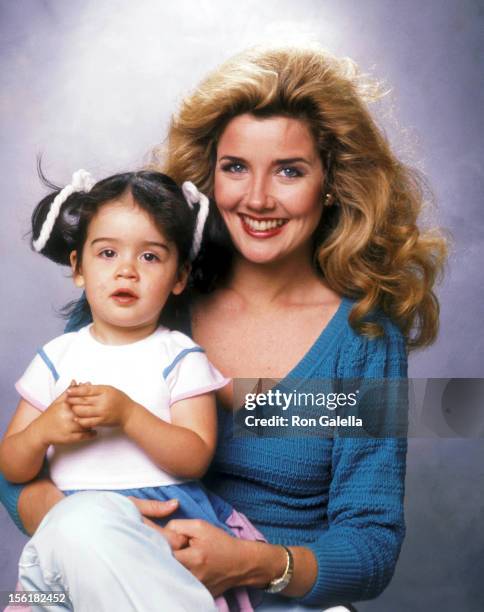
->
xmin=18 ymin=491 xmax=351 ymax=612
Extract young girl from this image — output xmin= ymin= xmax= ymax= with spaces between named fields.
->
xmin=0 ymin=169 xmax=263 ymax=611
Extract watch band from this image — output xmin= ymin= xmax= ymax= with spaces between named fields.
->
xmin=264 ymin=545 xmax=294 ymax=594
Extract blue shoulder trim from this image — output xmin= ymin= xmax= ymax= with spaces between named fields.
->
xmin=163 ymin=347 xmax=205 ymax=380
xmin=37 ymin=348 xmax=59 ymax=382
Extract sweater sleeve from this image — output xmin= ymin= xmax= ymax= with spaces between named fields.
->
xmin=0 ymin=459 xmax=51 ymax=535
xmin=299 ymin=323 xmax=408 ymax=607
xmin=0 ymin=473 xmax=28 ymax=534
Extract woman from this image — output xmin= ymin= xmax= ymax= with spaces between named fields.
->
xmin=0 ymin=45 xmax=447 ymax=610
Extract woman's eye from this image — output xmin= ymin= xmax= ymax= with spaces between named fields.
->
xmin=99 ymin=249 xmax=116 ymax=258
xmin=141 ymin=252 xmax=160 ymax=263
xmin=221 ymin=162 xmax=246 ymax=173
xmin=279 ymin=166 xmax=303 ymax=178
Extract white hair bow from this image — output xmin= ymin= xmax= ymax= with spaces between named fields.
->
xmin=182 ymin=181 xmax=210 ymax=260
xmin=33 ymin=169 xmax=95 ymax=252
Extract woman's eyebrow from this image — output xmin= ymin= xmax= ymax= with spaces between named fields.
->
xmin=218 ymin=155 xmax=246 ymax=163
xmin=218 ymin=155 xmax=312 ymax=165
xmin=273 ymin=157 xmax=311 ymax=165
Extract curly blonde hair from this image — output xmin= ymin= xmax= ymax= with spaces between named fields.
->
xmin=154 ymin=45 xmax=448 ymax=349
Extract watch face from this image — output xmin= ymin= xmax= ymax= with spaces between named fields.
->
xmin=265 ymin=546 xmax=293 ymax=593
xmin=266 ymin=579 xmax=289 ymax=594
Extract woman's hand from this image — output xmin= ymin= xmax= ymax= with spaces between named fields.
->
xmin=128 ymin=497 xmax=189 ymax=551
xmin=163 ymin=518 xmax=316 ymax=598
xmin=165 ymin=519 xmax=254 ymax=596
xmin=66 ymin=383 xmax=136 ymax=429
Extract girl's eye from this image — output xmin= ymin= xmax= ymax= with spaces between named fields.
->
xmin=100 ymin=249 xmax=116 ymax=258
xmin=278 ymin=166 xmax=303 ymax=178
xmin=141 ymin=252 xmax=160 ymax=263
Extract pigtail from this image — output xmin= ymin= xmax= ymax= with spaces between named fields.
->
xmin=31 ymin=190 xmax=82 ymax=265
xmin=31 ymin=167 xmax=95 ymax=265
xmin=190 ymin=200 xmax=235 ymax=293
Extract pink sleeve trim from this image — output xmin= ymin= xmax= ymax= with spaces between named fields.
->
xmin=15 ymin=381 xmax=47 ymax=412
xmin=170 ymin=377 xmax=231 ymax=406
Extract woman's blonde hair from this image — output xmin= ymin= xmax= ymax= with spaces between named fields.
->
xmin=156 ymin=45 xmax=448 ymax=349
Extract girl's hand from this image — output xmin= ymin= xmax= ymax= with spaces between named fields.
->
xmin=165 ymin=519 xmax=249 ymax=596
xmin=33 ymin=389 xmax=97 ymax=447
xmin=128 ymin=497 xmax=189 ymax=551
xmin=66 ymin=383 xmax=136 ymax=429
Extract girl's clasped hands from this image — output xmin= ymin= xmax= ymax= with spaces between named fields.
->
xmin=66 ymin=381 xmax=136 ymax=430
xmin=31 ymin=381 xmax=138 ymax=446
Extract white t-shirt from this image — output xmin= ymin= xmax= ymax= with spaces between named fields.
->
xmin=16 ymin=325 xmax=230 ymax=490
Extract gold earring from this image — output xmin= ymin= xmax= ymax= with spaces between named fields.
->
xmin=323 ymin=193 xmax=333 ymax=207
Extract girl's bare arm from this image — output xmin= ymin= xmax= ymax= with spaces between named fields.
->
xmin=67 ymin=383 xmax=217 ymax=480
xmin=0 ymin=394 xmax=95 ymax=483
xmin=0 ymin=400 xmax=50 ymax=483
xmin=124 ymin=393 xmax=217 ymax=479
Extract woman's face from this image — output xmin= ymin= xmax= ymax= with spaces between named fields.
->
xmin=214 ymin=113 xmax=325 ymax=265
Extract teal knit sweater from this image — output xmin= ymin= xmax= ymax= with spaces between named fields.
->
xmin=205 ymin=296 xmax=408 ymax=606
xmin=0 ymin=296 xmax=407 ymax=607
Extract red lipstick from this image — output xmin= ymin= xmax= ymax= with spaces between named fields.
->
xmin=239 ymin=214 xmax=288 ymax=239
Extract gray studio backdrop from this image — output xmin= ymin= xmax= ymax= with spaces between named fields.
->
xmin=1 ymin=1 xmax=483 ymax=610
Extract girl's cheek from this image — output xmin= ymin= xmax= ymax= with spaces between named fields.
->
xmin=95 ymin=281 xmax=108 ymax=292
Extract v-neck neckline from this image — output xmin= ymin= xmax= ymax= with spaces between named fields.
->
xmin=187 ymin=294 xmax=352 ymax=381
xmin=282 ymin=295 xmax=352 ymax=381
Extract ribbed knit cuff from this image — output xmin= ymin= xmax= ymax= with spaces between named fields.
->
xmin=298 ymin=530 xmax=364 ymax=607
xmin=0 ymin=474 xmax=29 ymax=535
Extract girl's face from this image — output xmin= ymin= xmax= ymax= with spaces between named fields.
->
xmin=70 ymin=193 xmax=187 ymax=343
xmin=214 ymin=113 xmax=325 ymax=265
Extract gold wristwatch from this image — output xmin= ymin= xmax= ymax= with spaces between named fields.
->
xmin=264 ymin=545 xmax=294 ymax=594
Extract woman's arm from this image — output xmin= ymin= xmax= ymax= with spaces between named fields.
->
xmin=296 ymin=322 xmax=408 ymax=606
xmin=1 ymin=474 xmax=185 ymax=538
xmin=166 ymin=519 xmax=317 ymax=597
xmin=159 ymin=434 xmax=406 ymax=604
xmin=67 ymin=384 xmax=217 ymax=480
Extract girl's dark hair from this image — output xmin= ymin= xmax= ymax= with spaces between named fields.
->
xmin=32 ymin=170 xmax=196 ymax=328
xmin=190 ymin=204 xmax=234 ymax=293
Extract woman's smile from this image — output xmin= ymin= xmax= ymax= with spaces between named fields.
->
xmin=239 ymin=213 xmax=289 ymax=237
